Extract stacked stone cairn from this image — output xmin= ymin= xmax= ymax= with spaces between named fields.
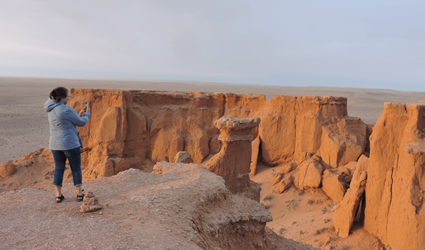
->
xmin=80 ymin=191 xmax=102 ymax=213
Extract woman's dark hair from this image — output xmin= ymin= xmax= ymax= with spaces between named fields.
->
xmin=49 ymin=87 xmax=69 ymax=103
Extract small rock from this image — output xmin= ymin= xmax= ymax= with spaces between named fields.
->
xmin=271 ymin=172 xmax=284 ymax=186
xmin=83 ymin=197 xmax=98 ymax=205
xmin=323 ymin=237 xmax=331 ymax=245
xmin=80 ymin=205 xmax=102 ymax=213
xmin=173 ymin=151 xmax=193 ymax=164
xmin=85 ymin=191 xmax=95 ymax=198
xmin=0 ymin=162 xmax=17 ymax=178
xmin=293 ymin=156 xmax=324 ymax=190
xmin=279 ymin=164 xmax=293 ymax=174
xmin=273 ymin=175 xmax=293 ymax=194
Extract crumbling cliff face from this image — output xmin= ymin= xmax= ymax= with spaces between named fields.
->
xmin=68 ymin=89 xmax=225 ymax=179
xmin=364 ymin=103 xmax=425 ymax=250
xmin=225 ymin=94 xmax=366 ymax=170
xmin=65 ymin=88 xmax=366 ymax=179
xmin=153 ymin=162 xmax=275 ymax=250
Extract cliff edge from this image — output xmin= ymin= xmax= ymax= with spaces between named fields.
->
xmin=0 ymin=162 xmax=316 ymax=250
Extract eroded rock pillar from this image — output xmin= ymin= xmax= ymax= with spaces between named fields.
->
xmin=364 ymin=103 xmax=425 ymax=250
xmin=205 ymin=116 xmax=261 ymax=194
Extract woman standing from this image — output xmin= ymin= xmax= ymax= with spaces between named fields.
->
xmin=44 ymin=87 xmax=91 ymax=203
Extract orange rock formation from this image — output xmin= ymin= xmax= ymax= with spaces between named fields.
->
xmin=205 ymin=116 xmax=260 ymax=195
xmin=62 ymin=89 xmax=367 ymax=180
xmin=364 ymin=103 xmax=425 ymax=250
xmin=0 ymin=162 xmax=16 ymax=178
xmin=333 ymin=155 xmax=368 ymax=238
xmin=293 ymin=155 xmax=324 ymax=190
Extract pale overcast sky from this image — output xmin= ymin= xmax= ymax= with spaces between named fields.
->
xmin=1 ymin=0 xmax=424 ymax=91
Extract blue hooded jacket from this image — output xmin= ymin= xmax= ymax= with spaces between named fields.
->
xmin=44 ymin=98 xmax=91 ymax=150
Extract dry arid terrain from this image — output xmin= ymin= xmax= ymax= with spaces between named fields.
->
xmin=1 ymin=77 xmax=425 ymax=250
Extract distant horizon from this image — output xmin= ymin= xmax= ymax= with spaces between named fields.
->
xmin=1 ymin=75 xmax=424 ymax=93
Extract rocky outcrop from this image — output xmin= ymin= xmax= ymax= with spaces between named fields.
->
xmin=316 ymin=118 xmax=366 ymax=168
xmin=235 ymin=95 xmax=366 ymax=168
xmin=205 ymin=116 xmax=260 ymax=195
xmin=293 ymin=156 xmax=324 ymax=190
xmin=57 ymin=89 xmax=367 ymax=180
xmin=1 ymin=89 xmax=368 ymax=189
xmin=173 ymin=151 xmax=193 ymax=164
xmin=14 ymin=148 xmax=53 ymax=167
xmin=364 ymin=103 xmax=425 ymax=250
xmin=333 ymin=155 xmax=368 ymax=238
xmin=0 ymin=162 xmax=16 ymax=178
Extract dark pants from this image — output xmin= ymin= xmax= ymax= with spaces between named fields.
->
xmin=51 ymin=147 xmax=82 ymax=187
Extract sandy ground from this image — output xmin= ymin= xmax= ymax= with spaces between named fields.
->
xmin=1 ymin=76 xmax=424 ymax=164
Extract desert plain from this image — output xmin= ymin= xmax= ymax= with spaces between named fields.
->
xmin=1 ymin=76 xmax=425 ymax=250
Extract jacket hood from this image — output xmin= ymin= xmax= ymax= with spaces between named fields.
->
xmin=44 ymin=98 xmax=63 ymax=112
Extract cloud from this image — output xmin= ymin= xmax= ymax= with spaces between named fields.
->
xmin=0 ymin=0 xmax=424 ymax=91
xmin=0 ymin=39 xmax=70 ymax=57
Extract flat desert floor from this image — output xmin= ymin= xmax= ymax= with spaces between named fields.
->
xmin=1 ymin=76 xmax=424 ymax=163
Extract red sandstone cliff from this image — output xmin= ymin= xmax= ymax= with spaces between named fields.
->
xmin=364 ymin=103 xmax=425 ymax=250
xmin=64 ymin=88 xmax=367 ymax=179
